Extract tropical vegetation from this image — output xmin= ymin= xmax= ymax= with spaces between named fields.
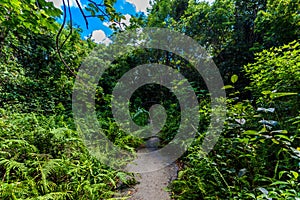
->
xmin=0 ymin=0 xmax=299 ymax=199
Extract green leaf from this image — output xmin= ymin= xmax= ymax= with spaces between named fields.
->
xmin=270 ymin=92 xmax=297 ymax=99
xmin=261 ymin=90 xmax=271 ymax=95
xmin=291 ymin=171 xmax=299 ymax=179
xmin=243 ymin=130 xmax=260 ymax=135
xmin=178 ymin=171 xmax=185 ymax=179
xmin=246 ymin=193 xmax=255 ymax=199
xmin=271 ymin=138 xmax=279 ymax=144
xmin=274 ymin=135 xmax=291 ymax=141
xmin=230 ymin=74 xmax=238 ymax=84
xmin=279 ymin=170 xmax=288 ymax=179
xmin=222 ymin=85 xmax=234 ymax=89
xmin=258 ymin=127 xmax=268 ymax=134
xmin=270 ymin=181 xmax=289 ymax=185
xmin=98 ymin=15 xmax=105 ymax=21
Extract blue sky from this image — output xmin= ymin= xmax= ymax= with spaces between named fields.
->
xmin=47 ymin=0 xmax=214 ymax=44
xmin=47 ymin=0 xmax=152 ymax=44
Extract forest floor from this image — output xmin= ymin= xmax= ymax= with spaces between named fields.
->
xmin=118 ymin=137 xmax=179 ymax=200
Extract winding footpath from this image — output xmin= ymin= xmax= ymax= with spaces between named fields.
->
xmin=120 ymin=137 xmax=178 ymax=200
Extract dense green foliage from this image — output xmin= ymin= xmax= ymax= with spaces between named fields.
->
xmin=143 ymin=0 xmax=300 ymax=199
xmin=171 ymin=41 xmax=300 ymax=199
xmin=0 ymin=0 xmax=299 ymax=199
xmin=0 ymin=0 xmax=134 ymax=199
xmin=0 ymin=111 xmax=133 ymax=199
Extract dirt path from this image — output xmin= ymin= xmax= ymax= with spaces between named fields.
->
xmin=119 ymin=137 xmax=178 ymax=200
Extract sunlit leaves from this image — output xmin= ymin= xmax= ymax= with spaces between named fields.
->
xmin=231 ymin=74 xmax=238 ymax=84
xmin=0 ymin=112 xmax=124 ymax=199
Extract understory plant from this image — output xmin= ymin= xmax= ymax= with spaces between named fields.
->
xmin=171 ymin=41 xmax=300 ymax=199
xmin=0 ymin=109 xmax=134 ymax=199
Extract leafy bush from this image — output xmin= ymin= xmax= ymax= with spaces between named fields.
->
xmin=244 ymin=40 xmax=300 ymax=118
xmin=171 ymin=41 xmax=300 ymax=199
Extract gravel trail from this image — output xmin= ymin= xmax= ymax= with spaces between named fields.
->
xmin=119 ymin=137 xmax=178 ymax=200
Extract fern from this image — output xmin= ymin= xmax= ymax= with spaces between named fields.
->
xmin=26 ymin=191 xmax=72 ymax=200
xmin=0 ymin=158 xmax=28 ymax=181
xmin=0 ymin=111 xmax=130 ymax=199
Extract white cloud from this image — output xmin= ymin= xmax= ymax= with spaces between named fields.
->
xmin=103 ymin=14 xmax=132 ymax=30
xmin=126 ymin=0 xmax=151 ymax=13
xmin=122 ymin=14 xmax=132 ymax=27
xmin=103 ymin=22 xmax=110 ymax=28
xmin=46 ymin=0 xmax=81 ymax=8
xmin=91 ymin=30 xmax=112 ymax=45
